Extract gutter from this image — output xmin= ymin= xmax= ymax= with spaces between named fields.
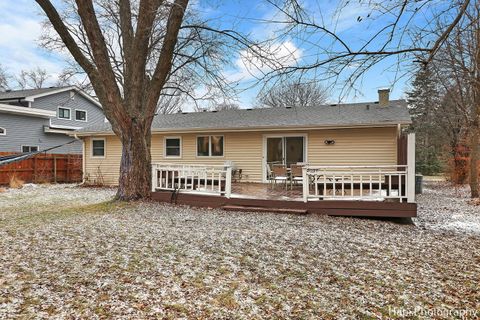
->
xmin=72 ymin=121 xmax=412 ymax=137
xmin=74 ymin=133 xmax=86 ymax=184
xmin=0 ymin=104 xmax=56 ymax=118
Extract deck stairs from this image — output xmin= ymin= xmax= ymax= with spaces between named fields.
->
xmin=221 ymin=205 xmax=308 ymax=215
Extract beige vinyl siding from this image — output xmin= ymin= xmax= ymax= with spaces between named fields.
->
xmin=84 ymin=136 xmax=122 ymax=185
xmin=83 ymin=127 xmax=398 ymax=185
xmin=308 ymin=127 xmax=397 ymax=166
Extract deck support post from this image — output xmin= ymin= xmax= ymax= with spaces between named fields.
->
xmin=151 ymin=164 xmax=157 ymax=192
xmin=407 ymin=133 xmax=416 ymax=203
xmin=225 ymin=166 xmax=232 ymax=198
xmin=302 ymin=167 xmax=309 ymax=202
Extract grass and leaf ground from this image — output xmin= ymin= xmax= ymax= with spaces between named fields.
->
xmin=0 ymin=183 xmax=479 ymax=319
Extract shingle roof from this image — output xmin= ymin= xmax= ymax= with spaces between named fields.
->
xmin=0 ymin=87 xmax=65 ymax=100
xmin=77 ymin=99 xmax=411 ymax=134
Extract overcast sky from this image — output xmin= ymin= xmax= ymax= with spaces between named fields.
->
xmin=0 ymin=0 xmax=410 ymax=108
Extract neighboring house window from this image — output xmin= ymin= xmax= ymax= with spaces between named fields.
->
xmin=0 ymin=127 xmax=5 ymax=136
xmin=58 ymin=107 xmax=71 ymax=119
xmin=22 ymin=146 xmax=38 ymax=153
xmin=75 ymin=110 xmax=87 ymax=121
xmin=92 ymin=139 xmax=105 ymax=157
xmin=197 ymin=135 xmax=224 ymax=157
xmin=164 ymin=137 xmax=181 ymax=158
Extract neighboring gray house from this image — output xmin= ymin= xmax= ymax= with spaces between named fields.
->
xmin=0 ymin=86 xmax=104 ymax=154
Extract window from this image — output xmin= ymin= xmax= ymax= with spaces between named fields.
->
xmin=58 ymin=107 xmax=71 ymax=119
xmin=197 ymin=135 xmax=224 ymax=157
xmin=197 ymin=136 xmax=210 ymax=156
xmin=0 ymin=127 xmax=5 ymax=136
xmin=92 ymin=139 xmax=105 ymax=157
xmin=164 ymin=137 xmax=181 ymax=158
xmin=75 ymin=110 xmax=87 ymax=121
xmin=22 ymin=146 xmax=38 ymax=153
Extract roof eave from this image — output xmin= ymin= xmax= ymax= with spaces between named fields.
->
xmin=72 ymin=121 xmax=411 ymax=137
xmin=24 ymin=86 xmax=103 ymax=109
xmin=0 ymin=104 xmax=56 ymax=118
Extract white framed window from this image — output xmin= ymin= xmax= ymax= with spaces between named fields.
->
xmin=197 ymin=135 xmax=224 ymax=157
xmin=21 ymin=145 xmax=39 ymax=153
xmin=91 ymin=138 xmax=105 ymax=158
xmin=164 ymin=137 xmax=182 ymax=158
xmin=75 ymin=109 xmax=87 ymax=122
xmin=58 ymin=107 xmax=71 ymax=120
xmin=0 ymin=127 xmax=5 ymax=136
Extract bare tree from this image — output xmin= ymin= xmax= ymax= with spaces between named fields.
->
xmin=156 ymin=88 xmax=183 ymax=114
xmin=427 ymin=5 xmax=480 ymax=197
xmin=213 ymin=102 xmax=240 ymax=111
xmin=259 ymin=0 xmax=473 ymax=97
xmin=35 ymin=0 xmax=260 ymax=200
xmin=56 ymin=67 xmax=94 ymax=94
xmin=258 ymin=80 xmax=329 ymax=108
xmin=16 ymin=67 xmax=50 ymax=89
xmin=0 ymin=64 xmax=9 ymax=91
xmin=263 ymin=0 xmax=479 ymax=197
xmin=34 ymin=0 xmax=191 ymax=200
xmin=192 ymin=101 xmax=240 ymax=112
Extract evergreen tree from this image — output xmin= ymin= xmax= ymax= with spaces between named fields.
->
xmin=407 ymin=67 xmax=443 ymax=175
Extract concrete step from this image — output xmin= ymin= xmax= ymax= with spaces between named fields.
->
xmin=222 ymin=205 xmax=308 ymax=214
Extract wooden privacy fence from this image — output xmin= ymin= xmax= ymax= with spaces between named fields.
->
xmin=0 ymin=152 xmax=82 ymax=185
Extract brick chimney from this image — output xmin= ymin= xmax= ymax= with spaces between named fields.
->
xmin=378 ymin=88 xmax=390 ymax=107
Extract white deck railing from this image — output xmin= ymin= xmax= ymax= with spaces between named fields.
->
xmin=302 ymin=165 xmax=412 ymax=202
xmin=151 ymin=163 xmax=232 ymax=198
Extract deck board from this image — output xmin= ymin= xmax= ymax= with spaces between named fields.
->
xmin=151 ymin=190 xmax=417 ymax=217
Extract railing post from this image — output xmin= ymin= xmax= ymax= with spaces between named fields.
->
xmin=407 ymin=133 xmax=416 ymax=203
xmin=302 ymin=167 xmax=309 ymax=203
xmin=225 ymin=166 xmax=232 ymax=198
xmin=151 ymin=163 xmax=157 ymax=192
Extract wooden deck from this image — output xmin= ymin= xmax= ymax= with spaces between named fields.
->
xmin=151 ymin=183 xmax=417 ymax=217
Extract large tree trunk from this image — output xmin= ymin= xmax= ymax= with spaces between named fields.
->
xmin=116 ymin=122 xmax=152 ymax=200
xmin=469 ymin=124 xmax=480 ymax=198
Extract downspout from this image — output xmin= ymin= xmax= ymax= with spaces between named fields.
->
xmin=74 ymin=133 xmax=86 ymax=184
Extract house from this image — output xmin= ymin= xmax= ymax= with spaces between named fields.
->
xmin=72 ymin=89 xmax=417 ymax=217
xmin=0 ymin=86 xmax=104 ymax=154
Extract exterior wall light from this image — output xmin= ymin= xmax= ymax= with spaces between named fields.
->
xmin=324 ymin=140 xmax=335 ymax=145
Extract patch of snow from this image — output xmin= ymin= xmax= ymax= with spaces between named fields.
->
xmin=414 ymin=181 xmax=480 ymax=236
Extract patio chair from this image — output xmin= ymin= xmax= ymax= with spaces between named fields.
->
xmin=265 ymin=162 xmax=274 ymax=186
xmin=290 ymin=164 xmax=304 ymax=189
xmin=272 ymin=165 xmax=289 ymax=190
xmin=224 ymin=160 xmax=242 ymax=182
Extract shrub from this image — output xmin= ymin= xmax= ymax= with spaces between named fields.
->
xmin=9 ymin=173 xmax=24 ymax=189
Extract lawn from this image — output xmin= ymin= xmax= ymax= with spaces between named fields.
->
xmin=0 ymin=183 xmax=479 ymax=319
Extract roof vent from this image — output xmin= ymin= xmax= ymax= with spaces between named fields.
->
xmin=366 ymin=104 xmax=370 ymax=110
xmin=286 ymin=106 xmax=292 ymax=109
xmin=182 ymin=112 xmax=188 ymax=114
xmin=330 ymin=104 xmax=337 ymax=107
xmin=246 ymin=108 xmax=253 ymax=110
xmin=211 ymin=110 xmax=217 ymax=113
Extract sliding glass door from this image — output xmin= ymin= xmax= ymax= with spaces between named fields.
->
xmin=266 ymin=136 xmax=305 ymax=169
xmin=266 ymin=137 xmax=284 ymax=166
xmin=285 ymin=136 xmax=304 ymax=166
